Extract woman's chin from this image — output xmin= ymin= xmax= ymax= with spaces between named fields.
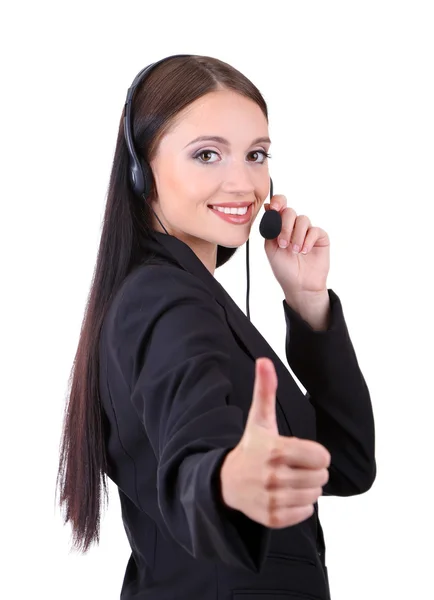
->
xmin=216 ymin=229 xmax=251 ymax=248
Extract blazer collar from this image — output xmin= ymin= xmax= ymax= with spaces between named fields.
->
xmin=142 ymin=231 xmax=315 ymax=439
xmin=143 ymin=230 xmax=229 ymax=308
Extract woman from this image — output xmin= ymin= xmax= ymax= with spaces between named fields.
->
xmin=57 ymin=54 xmax=376 ymax=600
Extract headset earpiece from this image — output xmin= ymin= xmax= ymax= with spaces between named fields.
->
xmin=141 ymin=160 xmax=154 ymax=200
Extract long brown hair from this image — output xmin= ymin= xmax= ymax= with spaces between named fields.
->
xmin=56 ymin=54 xmax=269 ymax=553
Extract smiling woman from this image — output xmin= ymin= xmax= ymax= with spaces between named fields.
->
xmin=56 ymin=53 xmax=375 ymax=600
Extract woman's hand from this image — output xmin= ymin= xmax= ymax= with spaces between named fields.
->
xmin=263 ymin=194 xmax=331 ymax=299
xmin=220 ymin=358 xmax=330 ymax=528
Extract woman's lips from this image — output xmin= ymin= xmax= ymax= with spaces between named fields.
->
xmin=209 ymin=204 xmax=253 ymax=224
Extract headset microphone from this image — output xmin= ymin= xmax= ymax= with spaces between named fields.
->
xmin=259 ymin=177 xmax=282 ymax=240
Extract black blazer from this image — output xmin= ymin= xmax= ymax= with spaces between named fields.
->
xmin=98 ymin=230 xmax=376 ymax=600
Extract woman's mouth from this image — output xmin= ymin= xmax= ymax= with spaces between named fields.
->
xmin=208 ymin=203 xmax=253 ymax=225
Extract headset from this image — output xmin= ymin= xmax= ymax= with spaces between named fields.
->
xmin=123 ymin=54 xmax=281 ymax=320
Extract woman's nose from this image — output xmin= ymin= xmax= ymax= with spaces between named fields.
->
xmin=223 ymin=163 xmax=256 ymax=194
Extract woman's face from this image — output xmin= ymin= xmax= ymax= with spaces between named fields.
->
xmin=149 ymin=89 xmax=271 ymax=273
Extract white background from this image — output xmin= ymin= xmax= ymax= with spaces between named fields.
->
xmin=1 ymin=1 xmax=433 ymax=598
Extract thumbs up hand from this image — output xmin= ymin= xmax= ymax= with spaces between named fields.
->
xmin=220 ymin=358 xmax=331 ymax=528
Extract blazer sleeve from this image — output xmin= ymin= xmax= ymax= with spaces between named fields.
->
xmin=114 ymin=265 xmax=271 ymax=572
xmin=282 ymin=289 xmax=376 ymax=496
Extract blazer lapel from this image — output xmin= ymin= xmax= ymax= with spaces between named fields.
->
xmin=141 ymin=231 xmax=316 ymax=440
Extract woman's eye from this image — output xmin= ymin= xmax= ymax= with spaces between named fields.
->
xmin=194 ymin=150 xmax=219 ymax=163
xmin=248 ymin=150 xmax=271 ymax=163
xmin=193 ymin=149 xmax=271 ymax=164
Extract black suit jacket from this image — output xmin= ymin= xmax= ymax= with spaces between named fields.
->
xmin=98 ymin=230 xmax=376 ymax=600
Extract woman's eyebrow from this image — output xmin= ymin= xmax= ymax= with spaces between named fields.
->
xmin=184 ymin=135 xmax=271 ymax=148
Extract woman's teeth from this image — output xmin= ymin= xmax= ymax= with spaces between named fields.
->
xmin=210 ymin=206 xmax=249 ymax=215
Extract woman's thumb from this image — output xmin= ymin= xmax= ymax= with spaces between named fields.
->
xmin=246 ymin=358 xmax=279 ymax=433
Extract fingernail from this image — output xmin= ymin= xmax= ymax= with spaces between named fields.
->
xmin=278 ymin=238 xmax=288 ymax=248
xmin=292 ymin=244 xmax=300 ymax=253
